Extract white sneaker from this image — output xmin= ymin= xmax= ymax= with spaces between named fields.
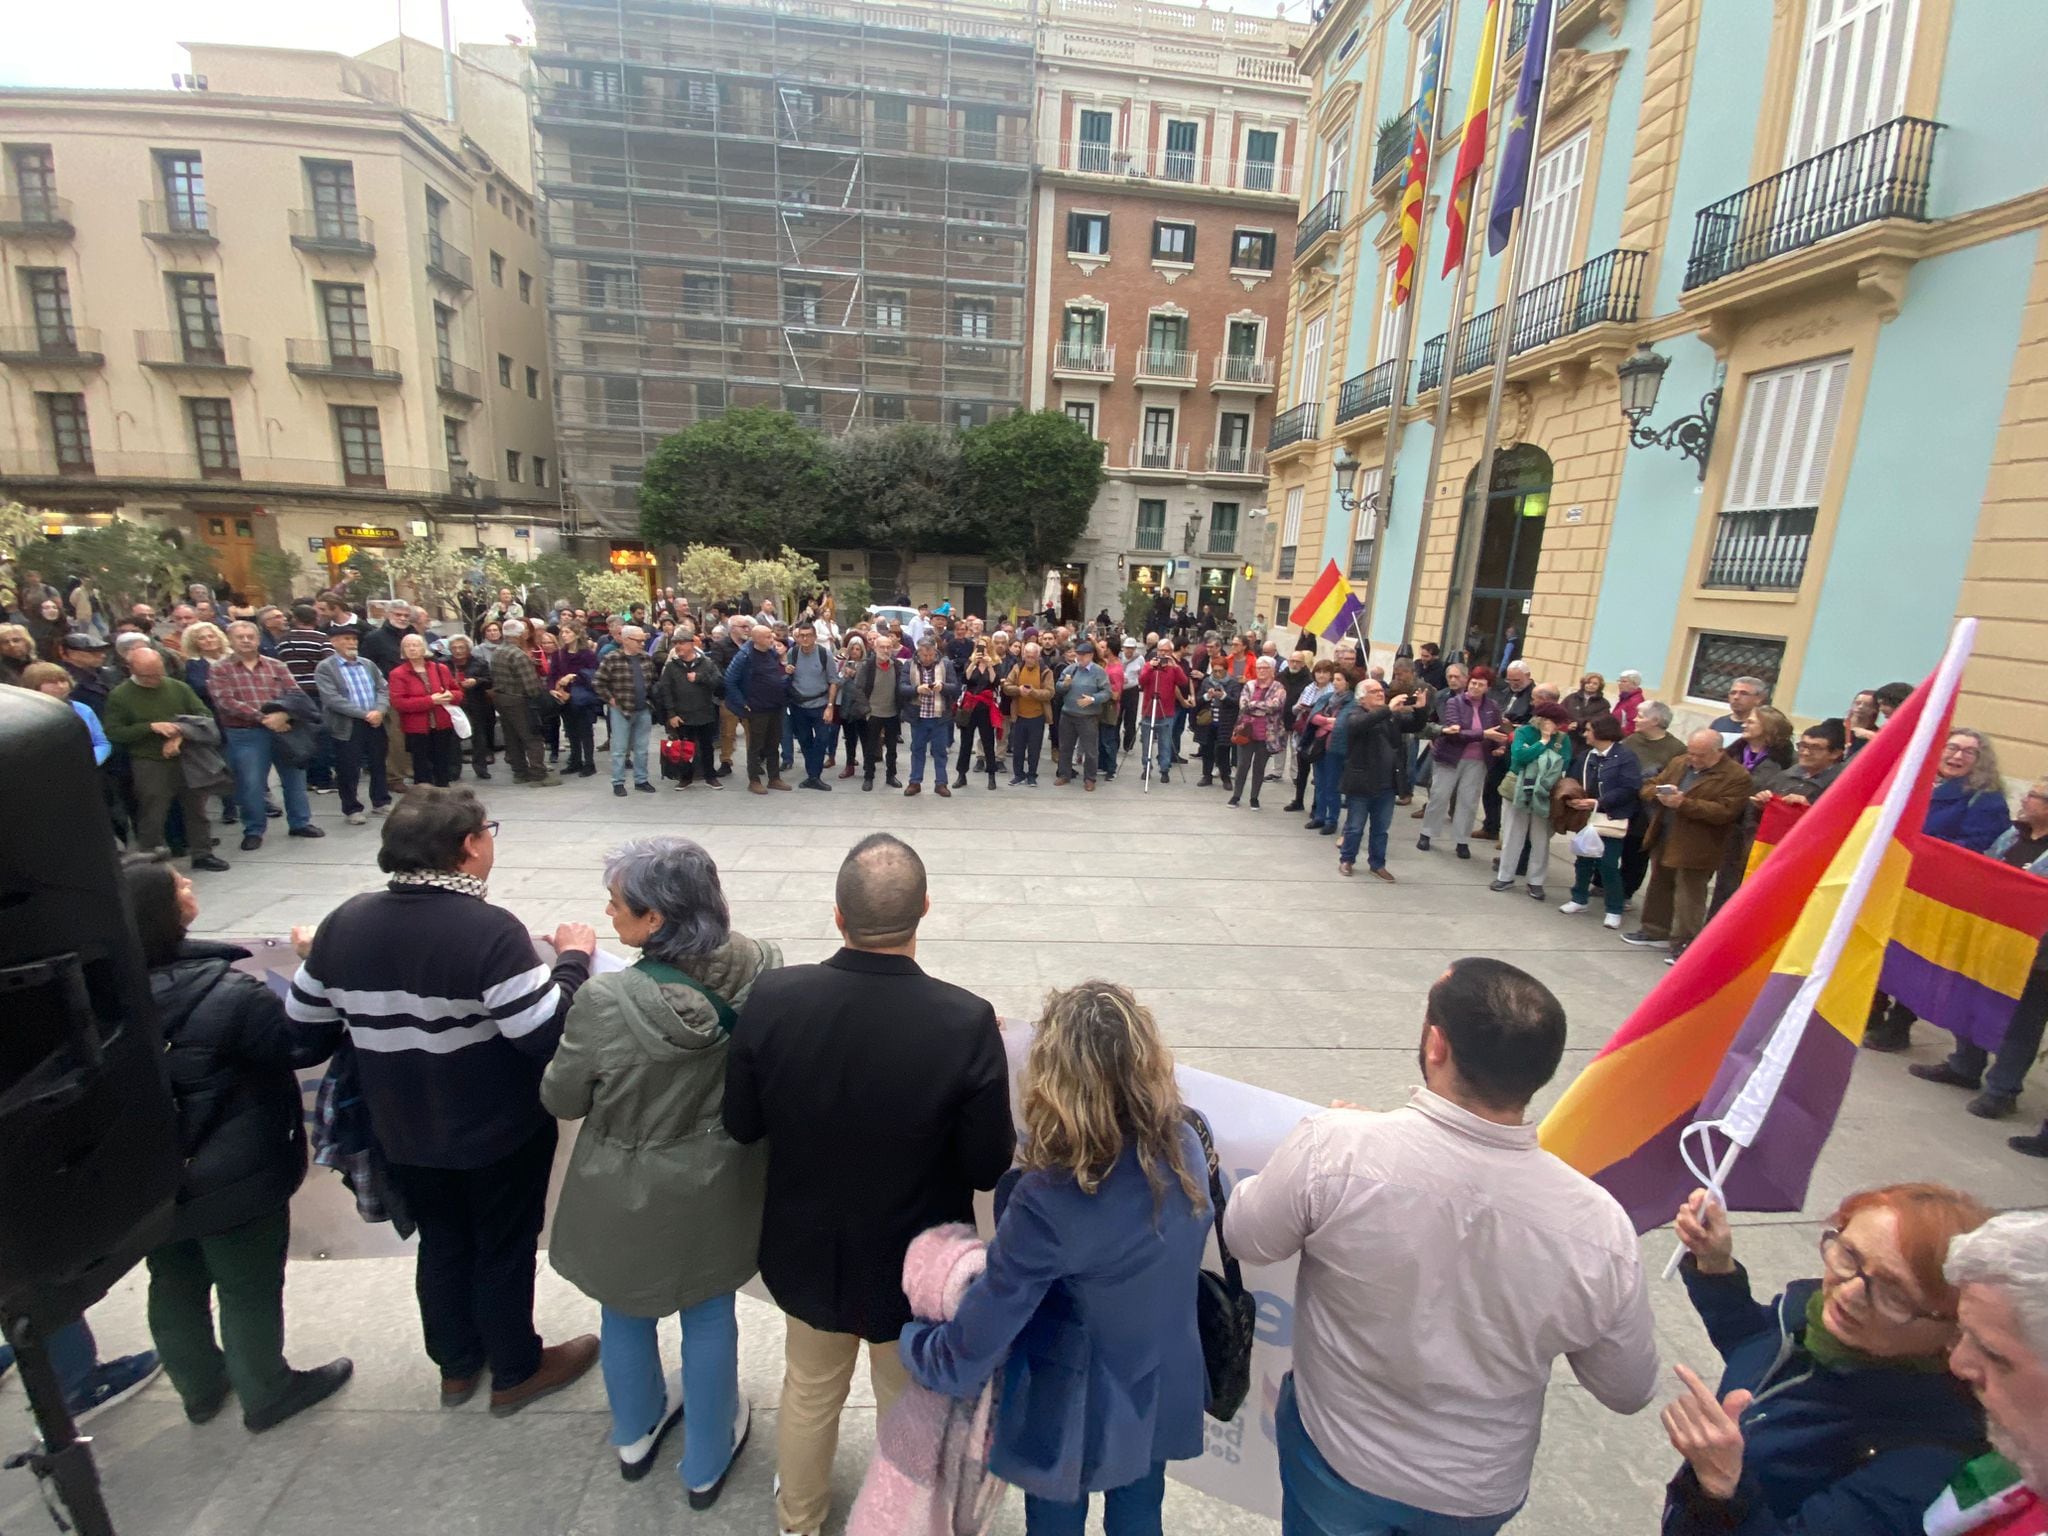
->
xmin=1603 ymin=912 xmax=1623 ymax=930
xmin=616 ymin=1374 xmax=683 ymax=1481
xmin=1558 ymin=901 xmax=1588 ymax=915
xmin=345 ymin=811 xmax=366 ymax=826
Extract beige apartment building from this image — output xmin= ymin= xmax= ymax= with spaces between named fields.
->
xmin=0 ymin=40 xmax=560 ymax=601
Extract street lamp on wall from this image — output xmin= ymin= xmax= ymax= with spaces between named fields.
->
xmin=1617 ymin=343 xmax=1721 ymax=480
xmin=447 ymin=452 xmax=483 ymax=548
xmin=1330 ymin=448 xmax=1384 ymax=522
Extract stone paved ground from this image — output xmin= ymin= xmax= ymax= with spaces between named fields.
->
xmin=5 ymin=746 xmax=2042 ymax=1535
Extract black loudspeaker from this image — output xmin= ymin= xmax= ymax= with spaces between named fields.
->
xmin=0 ymin=687 xmax=178 ymax=1333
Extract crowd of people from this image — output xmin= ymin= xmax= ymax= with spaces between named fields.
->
xmin=7 ymin=801 xmax=2038 ymax=1536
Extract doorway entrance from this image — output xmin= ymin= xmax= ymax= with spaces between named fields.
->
xmin=198 ymin=512 xmax=261 ymax=601
xmin=1444 ymin=444 xmax=1552 ymax=668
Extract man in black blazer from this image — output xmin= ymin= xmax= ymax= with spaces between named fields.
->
xmin=723 ymin=833 xmax=1014 ymax=1536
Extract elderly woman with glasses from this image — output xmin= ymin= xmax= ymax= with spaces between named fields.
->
xmin=1660 ymin=1181 xmax=1991 ymax=1535
xmin=540 ymin=837 xmax=781 ymax=1508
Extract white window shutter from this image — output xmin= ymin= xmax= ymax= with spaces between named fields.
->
xmin=1296 ymin=315 xmax=1326 ymax=405
xmin=1353 ymin=465 xmax=1383 ymax=539
xmin=1374 ymin=267 xmax=1402 ymax=365
xmin=1517 ymin=129 xmax=1587 ymax=293
xmin=1282 ymin=485 xmax=1304 ymax=545
xmin=1787 ymin=0 xmax=1917 ymax=164
xmin=1724 ymin=355 xmax=1850 ymax=512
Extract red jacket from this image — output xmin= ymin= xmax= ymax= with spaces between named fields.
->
xmin=1137 ymin=660 xmax=1189 ymax=715
xmin=389 ymin=659 xmax=459 ymax=735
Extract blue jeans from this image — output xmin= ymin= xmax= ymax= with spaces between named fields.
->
xmin=225 ymin=727 xmax=310 ymax=838
xmin=1312 ymin=753 xmax=1344 ymax=828
xmin=1024 ymin=1461 xmax=1167 ymax=1536
xmin=609 ymin=706 xmax=652 ymax=785
xmin=1140 ymin=713 xmax=1174 ymax=776
xmin=790 ymin=703 xmax=829 ymax=780
xmin=599 ymin=1295 xmax=739 ymax=1493
xmin=1340 ymin=791 xmax=1396 ymax=869
xmin=1098 ymin=720 xmax=1119 ymax=776
xmin=909 ymin=715 xmax=953 ymax=784
xmin=1571 ymin=839 xmax=1626 ymax=915
xmin=1277 ymin=1374 xmax=1516 ymax=1536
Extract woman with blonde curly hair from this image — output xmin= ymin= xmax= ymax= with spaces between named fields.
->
xmin=900 ymin=980 xmax=1213 ymax=1536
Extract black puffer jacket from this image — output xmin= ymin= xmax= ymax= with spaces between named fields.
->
xmin=1339 ymin=703 xmax=1424 ymax=797
xmin=152 ymin=940 xmax=325 ymax=1243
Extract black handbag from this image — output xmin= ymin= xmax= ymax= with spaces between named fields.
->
xmin=1184 ymin=1107 xmax=1256 ymax=1422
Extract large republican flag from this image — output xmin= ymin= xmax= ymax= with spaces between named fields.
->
xmin=1541 ymin=621 xmax=2048 ymax=1229
xmin=1442 ymin=0 xmax=1504 ymax=276
xmin=1292 ymin=559 xmax=1365 ymax=643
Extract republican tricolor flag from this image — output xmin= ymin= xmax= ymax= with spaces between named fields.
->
xmin=1292 ymin=559 xmax=1364 ymax=645
xmin=1442 ymin=0 xmax=1504 ymax=276
xmin=1541 ymin=620 xmax=2048 ymax=1230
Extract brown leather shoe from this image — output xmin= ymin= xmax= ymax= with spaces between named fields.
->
xmin=934 ymin=783 xmax=951 ymax=797
xmin=488 ymin=1335 xmax=599 ymax=1418
xmin=747 ymin=781 xmax=767 ymax=795
xmin=1083 ymin=780 xmax=1096 ymax=791
xmin=767 ymin=778 xmax=793 ymax=791
xmin=903 ymin=782 xmax=920 ymax=796
xmin=837 ymin=765 xmax=857 ymax=779
xmin=441 ymin=1373 xmax=480 ymax=1407
xmin=1372 ymin=867 xmax=1397 ymax=883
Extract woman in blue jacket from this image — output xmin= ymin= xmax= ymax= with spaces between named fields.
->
xmin=1560 ymin=713 xmax=1642 ymax=926
xmin=901 ymin=980 xmax=1213 ymax=1536
xmin=1661 ymin=1180 xmax=1990 ymax=1535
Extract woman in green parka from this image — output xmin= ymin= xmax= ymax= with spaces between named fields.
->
xmin=541 ymin=836 xmax=781 ymax=1508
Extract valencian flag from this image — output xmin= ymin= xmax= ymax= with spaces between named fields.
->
xmin=1292 ymin=560 xmax=1365 ymax=643
xmin=1442 ymin=0 xmax=1504 ymax=275
xmin=1486 ymin=0 xmax=1553 ymax=256
xmin=1392 ymin=14 xmax=1446 ymax=305
xmin=1540 ymin=621 xmax=2048 ymax=1230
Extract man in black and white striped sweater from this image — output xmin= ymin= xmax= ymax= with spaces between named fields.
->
xmin=287 ymin=785 xmax=602 ymax=1418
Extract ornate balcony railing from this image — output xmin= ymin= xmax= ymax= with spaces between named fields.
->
xmin=1703 ymin=508 xmax=1816 ymax=591
xmin=1335 ymin=357 xmax=1409 ymax=424
xmin=1683 ymin=117 xmax=1941 ymax=290
xmin=1295 ymin=190 xmax=1345 ymax=258
xmin=1129 ymin=440 xmax=1189 ymax=473
xmin=1054 ymin=340 xmax=1114 ymax=375
xmin=1268 ymin=402 xmax=1320 ymax=452
xmin=1372 ymin=106 xmax=1414 ymax=187
xmin=1204 ymin=444 xmax=1266 ymax=477
xmin=1419 ymin=247 xmax=1647 ymax=389
xmin=1215 ymin=354 xmax=1272 ymax=387
xmin=1134 ymin=348 xmax=1196 ymax=382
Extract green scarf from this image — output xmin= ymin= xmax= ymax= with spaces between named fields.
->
xmin=1801 ymin=1289 xmax=1949 ymax=1374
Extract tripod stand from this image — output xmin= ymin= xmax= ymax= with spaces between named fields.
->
xmin=2 ymin=1311 xmax=117 ymax=1535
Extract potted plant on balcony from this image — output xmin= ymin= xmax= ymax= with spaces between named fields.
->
xmin=1374 ymin=115 xmax=1411 ymax=186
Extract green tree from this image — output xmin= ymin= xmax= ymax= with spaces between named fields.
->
xmin=0 ymin=500 xmax=49 ymax=567
xmin=639 ymin=408 xmax=832 ymax=557
xmin=578 ymin=568 xmax=651 ymax=619
xmin=503 ymin=550 xmax=600 ymax=609
xmin=959 ymin=410 xmax=1104 ymax=575
xmin=249 ymin=547 xmax=307 ymax=604
xmin=740 ymin=545 xmax=824 ymax=616
xmin=1120 ymin=580 xmax=1153 ymax=637
xmin=833 ymin=576 xmax=872 ymax=621
xmin=826 ymin=424 xmax=964 ymax=570
xmin=986 ymin=568 xmax=1037 ymax=626
xmin=674 ymin=544 xmax=746 ymax=608
xmin=379 ymin=537 xmax=479 ymax=620
xmin=22 ymin=521 xmax=210 ymax=610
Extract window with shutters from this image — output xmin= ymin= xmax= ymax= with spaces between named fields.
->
xmin=1078 ymin=109 xmax=1114 ymax=172
xmin=169 ymin=273 xmax=225 ymax=362
xmin=318 ymin=283 xmax=372 ymax=365
xmin=42 ymin=391 xmax=92 ymax=473
xmin=1063 ymin=400 xmax=1096 ymax=437
xmin=1209 ymin=502 xmax=1239 ymax=554
xmin=444 ymin=417 xmax=463 ymax=467
xmin=11 ymin=146 xmax=59 ymax=223
xmin=1705 ymin=354 xmax=1849 ymax=592
xmin=1295 ymin=314 xmax=1327 ymax=405
xmin=24 ymin=269 xmax=75 ymax=350
xmin=1141 ymin=407 xmax=1176 ymax=468
xmin=1151 ymin=221 xmax=1195 ymax=263
xmin=505 ymin=450 xmax=521 ymax=483
xmin=534 ymin=457 xmax=548 ymax=488
xmin=1231 ymin=229 xmax=1275 ymax=271
xmin=334 ymin=405 xmax=384 ymax=487
xmin=1515 ymin=129 xmax=1588 ymax=293
xmin=1786 ymin=0 xmax=1917 ymax=165
xmin=188 ymin=398 xmax=239 ymax=479
xmin=1279 ymin=483 xmax=1303 ymax=579
xmin=1135 ymin=499 xmax=1167 ymax=551
xmin=1244 ymin=128 xmax=1278 ymax=191
xmin=1323 ymin=132 xmax=1349 ymax=199
xmin=1163 ymin=120 xmax=1199 ymax=181
xmin=1349 ymin=465 xmax=1383 ymax=579
xmin=305 ymin=161 xmax=360 ymax=241
xmin=1373 ymin=266 xmax=1402 ymax=366
xmin=157 ymin=152 xmax=206 ymax=231
xmin=433 ymin=304 xmax=456 ymax=386
xmin=1066 ymin=211 xmax=1110 ymax=255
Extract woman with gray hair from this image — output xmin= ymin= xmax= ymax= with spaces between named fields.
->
xmin=540 ymin=837 xmax=781 ymax=1506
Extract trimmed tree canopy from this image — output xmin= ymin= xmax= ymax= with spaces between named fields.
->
xmin=959 ymin=410 xmax=1104 ymax=575
xmin=639 ymin=408 xmax=832 ymax=556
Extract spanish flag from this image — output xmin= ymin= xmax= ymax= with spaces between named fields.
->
xmin=1393 ymin=16 xmax=1446 ymax=306
xmin=1442 ymin=0 xmax=1504 ymax=276
xmin=1292 ymin=559 xmax=1364 ymax=643
xmin=1541 ymin=622 xmax=2048 ymax=1229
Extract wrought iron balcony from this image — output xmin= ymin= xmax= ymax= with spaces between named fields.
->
xmin=1053 ymin=340 xmax=1114 ymax=376
xmin=1214 ymin=354 xmax=1272 ymax=389
xmin=1335 ymin=357 xmax=1409 ymax=424
xmin=1419 ymin=247 xmax=1648 ymax=389
xmin=1204 ymin=444 xmax=1266 ymax=478
xmin=1507 ymin=0 xmax=1539 ymax=56
xmin=1128 ymin=440 xmax=1189 ymax=474
xmin=426 ymin=238 xmax=474 ymax=290
xmin=286 ymin=338 xmax=403 ymax=383
xmin=0 ymin=196 xmax=74 ymax=238
xmin=1683 ymin=117 xmax=1941 ymax=290
xmin=1704 ymin=508 xmax=1816 ymax=592
xmin=289 ymin=208 xmax=375 ymax=257
xmin=0 ymin=325 xmax=103 ymax=367
xmin=436 ymin=358 xmax=482 ymax=402
xmin=1133 ymin=348 xmax=1196 ymax=384
xmin=136 ymin=330 xmax=254 ymax=371
xmin=1373 ymin=106 xmax=1414 ymax=188
xmin=1296 ymin=190 xmax=1345 ymax=258
xmin=1268 ymin=402 xmax=1320 ymax=452
xmin=141 ymin=199 xmax=217 ymax=242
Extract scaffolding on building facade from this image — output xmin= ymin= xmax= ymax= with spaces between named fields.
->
xmin=532 ymin=0 xmax=1037 ymax=533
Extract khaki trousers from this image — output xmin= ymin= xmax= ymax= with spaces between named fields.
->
xmin=718 ymin=704 xmax=741 ymax=769
xmin=1641 ymin=861 xmax=1713 ymax=947
xmin=775 ymin=1314 xmax=910 ymax=1535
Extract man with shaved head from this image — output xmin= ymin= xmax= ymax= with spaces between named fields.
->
xmin=723 ymin=834 xmax=1013 ymax=1536
xmin=103 ymin=644 xmax=228 ymax=871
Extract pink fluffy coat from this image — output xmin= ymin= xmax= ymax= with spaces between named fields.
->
xmin=846 ymin=1223 xmax=1007 ymax=1536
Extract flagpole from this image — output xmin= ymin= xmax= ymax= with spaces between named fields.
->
xmin=1658 ymin=617 xmax=1980 ymax=1278
xmin=1359 ymin=0 xmax=1461 ymax=670
xmin=1398 ymin=0 xmax=1508 ymax=657
xmin=1446 ymin=0 xmax=1557 ymax=654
